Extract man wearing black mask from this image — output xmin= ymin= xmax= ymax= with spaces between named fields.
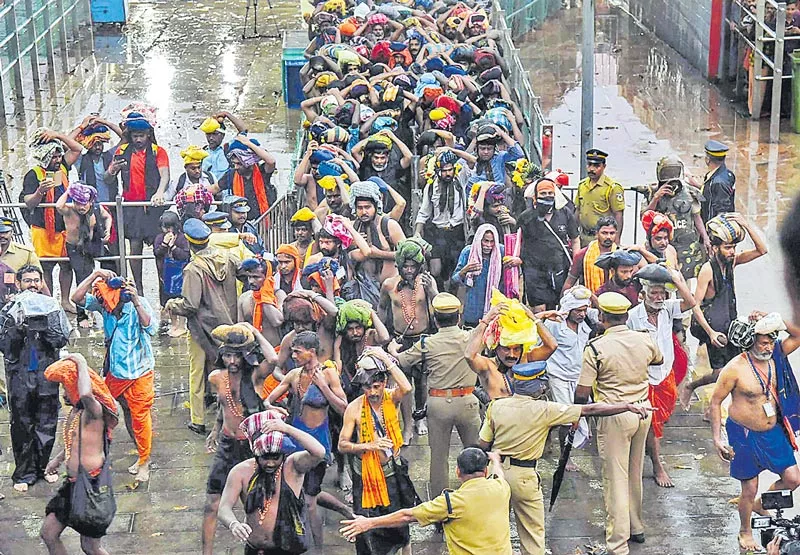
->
xmin=517 ymin=176 xmax=580 ymax=312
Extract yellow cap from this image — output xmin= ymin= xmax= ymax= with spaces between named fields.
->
xmin=432 ymin=292 xmax=461 ymax=314
xmin=597 ymin=292 xmax=631 ymax=315
xmin=200 ymin=117 xmax=222 ymax=134
xmin=290 ymin=207 xmax=316 ymax=222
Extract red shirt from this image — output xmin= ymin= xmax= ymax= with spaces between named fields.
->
xmin=120 ymin=145 xmax=169 ymax=201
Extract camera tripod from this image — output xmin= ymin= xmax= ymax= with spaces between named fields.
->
xmin=242 ymin=0 xmax=281 ymax=39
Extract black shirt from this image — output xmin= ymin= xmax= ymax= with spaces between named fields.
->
xmin=19 ymin=169 xmax=66 ymax=232
xmin=517 ymin=207 xmax=578 ymax=270
xmin=218 ymin=163 xmax=278 ymax=218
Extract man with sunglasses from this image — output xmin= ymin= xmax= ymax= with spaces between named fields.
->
xmin=575 ymin=149 xmax=625 ymax=247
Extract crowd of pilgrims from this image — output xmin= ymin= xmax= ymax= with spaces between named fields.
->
xmin=0 ymin=0 xmax=773 ymax=553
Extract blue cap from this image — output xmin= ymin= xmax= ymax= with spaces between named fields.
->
xmin=511 ymin=361 xmax=547 ymax=380
xmin=183 ymin=218 xmax=212 ymax=244
xmin=586 ymin=148 xmax=609 ymax=162
xmin=226 ymin=196 xmax=250 ymax=214
xmin=202 ymin=211 xmax=232 ymax=230
xmin=704 ymin=139 xmax=729 ymax=158
xmin=0 ymin=215 xmax=16 ymax=233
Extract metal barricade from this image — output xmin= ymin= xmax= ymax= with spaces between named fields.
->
xmin=0 ymin=0 xmax=92 ymax=122
xmin=492 ymin=0 xmax=550 ymax=168
xmin=253 ymin=190 xmax=297 ymax=254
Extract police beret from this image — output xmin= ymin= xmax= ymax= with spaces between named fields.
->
xmin=202 ymin=211 xmax=231 ymax=230
xmin=597 ymin=292 xmax=632 ymax=315
xmin=431 ymin=292 xmax=461 ymax=313
xmin=183 ymin=218 xmax=212 ymax=244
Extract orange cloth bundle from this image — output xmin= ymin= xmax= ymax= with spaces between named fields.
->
xmin=45 ymin=359 xmax=119 ymax=428
xmin=252 ymin=260 xmax=278 ymax=331
xmin=93 ymin=280 xmax=122 ymax=313
xmin=359 ymin=391 xmax=403 ymax=509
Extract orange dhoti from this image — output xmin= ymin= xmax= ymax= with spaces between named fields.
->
xmin=105 ymin=371 xmax=155 ymax=464
xmin=30 ymin=226 xmax=66 ymax=258
xmin=648 ymin=369 xmax=677 ymax=439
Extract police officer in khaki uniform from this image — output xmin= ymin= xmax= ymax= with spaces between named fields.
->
xmin=479 ymin=361 xmax=652 ymax=555
xmin=576 ymin=292 xmax=663 ymax=555
xmin=390 ymin=292 xmax=481 ymax=498
xmin=575 ymin=149 xmax=625 ymax=246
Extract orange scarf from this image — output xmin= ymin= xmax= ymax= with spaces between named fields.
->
xmin=359 ymin=391 xmax=402 ymax=509
xmin=33 ymin=166 xmax=68 ymax=235
xmin=233 ymin=167 xmax=270 ymax=215
xmin=44 ymin=359 xmax=119 ymax=429
xmin=252 ymin=262 xmax=278 ymax=331
xmin=583 ymin=240 xmax=616 ymax=293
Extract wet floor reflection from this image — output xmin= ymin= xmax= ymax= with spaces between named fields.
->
xmin=518 ymin=5 xmax=797 ymax=317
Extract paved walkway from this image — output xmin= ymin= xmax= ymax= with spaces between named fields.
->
xmin=0 ymin=2 xmax=797 ymax=554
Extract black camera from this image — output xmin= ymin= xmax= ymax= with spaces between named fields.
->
xmin=752 ymin=491 xmax=800 ymax=554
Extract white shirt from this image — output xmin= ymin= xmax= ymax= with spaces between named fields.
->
xmin=543 ymin=309 xmax=597 ymax=382
xmin=415 ymin=164 xmax=473 ymax=229
xmin=627 ymin=299 xmax=682 ymax=385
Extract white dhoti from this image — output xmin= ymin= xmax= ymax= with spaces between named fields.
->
xmin=549 ymin=375 xmax=591 ymax=448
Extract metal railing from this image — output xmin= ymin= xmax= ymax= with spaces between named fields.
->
xmin=492 ymin=0 xmax=551 ymax=168
xmin=724 ymin=0 xmax=788 ymax=142
xmin=0 ymin=0 xmax=92 ymax=122
xmin=253 ymin=191 xmax=296 ymax=253
xmin=497 ymin=0 xmax=562 ymax=38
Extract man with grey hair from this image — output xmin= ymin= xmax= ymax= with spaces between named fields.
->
xmin=710 ymin=311 xmax=800 ymax=552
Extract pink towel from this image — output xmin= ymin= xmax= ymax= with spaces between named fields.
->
xmin=504 ymin=229 xmax=522 ymax=300
xmin=465 ymin=223 xmax=502 ymax=314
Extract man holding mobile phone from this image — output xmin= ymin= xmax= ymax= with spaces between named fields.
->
xmin=20 ymin=128 xmax=83 ymax=311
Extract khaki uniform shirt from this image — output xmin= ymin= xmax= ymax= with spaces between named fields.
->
xmin=396 ymin=326 xmax=474 ymax=389
xmin=479 ymin=396 xmax=582 ymax=460
xmin=0 ymin=242 xmax=42 ymax=272
xmin=578 ymin=325 xmax=663 ymax=404
xmin=575 ymin=174 xmax=625 ymax=242
xmin=411 ymin=476 xmax=513 ymax=555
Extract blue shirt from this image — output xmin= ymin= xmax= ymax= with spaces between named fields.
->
xmin=451 ymin=245 xmax=504 ymax=325
xmin=84 ymin=293 xmax=158 ymax=380
xmin=474 ymin=143 xmax=524 ymax=183
xmin=75 ymin=154 xmax=110 ymax=202
xmin=202 ymin=145 xmax=230 ymax=181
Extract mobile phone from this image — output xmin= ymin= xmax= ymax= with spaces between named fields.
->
xmin=113 ymin=154 xmax=126 ymax=163
xmin=45 ymin=171 xmax=55 ymax=181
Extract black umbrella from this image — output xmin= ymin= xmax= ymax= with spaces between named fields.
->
xmin=549 ymin=427 xmax=576 ymax=512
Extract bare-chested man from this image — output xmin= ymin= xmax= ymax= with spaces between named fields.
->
xmin=266 ymin=331 xmax=349 ymax=546
xmin=237 ymin=258 xmax=285 ymax=346
xmin=202 ymin=323 xmax=278 ymax=555
xmin=217 ymin=412 xmax=326 ymax=555
xmin=276 ymin=290 xmax=338 ymax=368
xmin=55 ymin=182 xmax=112 ymax=327
xmin=466 ymin=302 xmax=558 ymax=403
xmin=41 ymin=353 xmax=119 ymax=555
xmin=379 ymin=238 xmax=438 ymax=442
xmin=711 ymin=312 xmax=800 ymax=552
xmin=338 ymin=349 xmax=414 ymax=555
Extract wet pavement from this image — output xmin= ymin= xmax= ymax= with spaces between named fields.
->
xmin=0 ymin=1 xmax=799 ymax=554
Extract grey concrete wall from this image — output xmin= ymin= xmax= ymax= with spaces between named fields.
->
xmin=627 ymin=0 xmax=714 ymax=77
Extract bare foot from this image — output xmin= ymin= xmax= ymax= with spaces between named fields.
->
xmin=12 ymin=483 xmax=28 ymax=493
xmin=61 ymin=301 xmax=77 ymax=314
xmin=402 ymin=426 xmax=413 ymax=446
xmin=43 ymin=473 xmax=59 ymax=483
xmin=653 ymin=466 xmax=675 ymax=488
xmin=338 ymin=469 xmax=352 ymax=492
xmin=678 ymin=380 xmax=693 ymax=411
xmin=415 ymin=418 xmax=428 ymax=436
xmin=135 ymin=460 xmax=150 ymax=483
xmin=565 ymin=460 xmax=579 ymax=472
xmin=79 ymin=317 xmax=92 ymax=329
xmin=167 ymin=326 xmax=187 ymax=338
xmin=128 ymin=461 xmax=140 ymax=475
xmin=738 ymin=531 xmax=762 ymax=552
